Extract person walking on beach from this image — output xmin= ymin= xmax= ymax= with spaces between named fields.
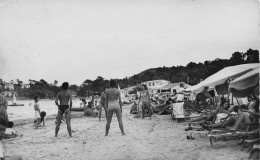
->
xmin=99 ymin=88 xmax=108 ymax=122
xmin=33 ymin=96 xmax=41 ymax=129
xmin=105 ymin=79 xmax=125 ymax=136
xmin=138 ymin=84 xmax=152 ymax=119
xmin=55 ymin=82 xmax=72 ymax=137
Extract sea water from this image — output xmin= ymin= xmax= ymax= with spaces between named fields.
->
xmin=7 ymin=98 xmax=83 ymax=121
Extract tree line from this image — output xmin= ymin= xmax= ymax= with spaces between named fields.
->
xmin=2 ymin=48 xmax=258 ymax=98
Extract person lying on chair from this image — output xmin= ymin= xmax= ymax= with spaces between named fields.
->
xmin=202 ymin=105 xmax=241 ymax=129
xmin=188 ymin=100 xmax=230 ymax=122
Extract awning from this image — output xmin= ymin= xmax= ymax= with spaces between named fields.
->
xmin=229 ymin=67 xmax=259 ymax=97
xmin=191 ymin=63 xmax=259 ymax=94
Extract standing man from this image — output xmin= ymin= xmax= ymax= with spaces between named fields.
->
xmin=55 ymin=82 xmax=72 ymax=137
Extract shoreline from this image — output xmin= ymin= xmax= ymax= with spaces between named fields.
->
xmin=12 ymin=112 xmax=84 ymax=127
xmin=6 ymin=97 xmax=82 ymax=101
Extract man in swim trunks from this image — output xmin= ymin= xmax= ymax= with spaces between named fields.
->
xmin=55 ymin=82 xmax=72 ymax=137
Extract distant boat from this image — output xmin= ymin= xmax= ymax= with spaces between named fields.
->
xmin=8 ymin=93 xmax=24 ymax=106
xmin=70 ymin=107 xmax=84 ymax=112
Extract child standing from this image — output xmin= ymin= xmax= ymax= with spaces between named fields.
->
xmin=34 ymin=96 xmax=41 ymax=129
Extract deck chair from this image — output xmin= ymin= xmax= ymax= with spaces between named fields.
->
xmin=239 ymin=122 xmax=259 ymax=148
xmin=249 ymin=144 xmax=260 ymax=159
xmin=185 ymin=115 xmax=216 ymax=131
xmin=207 ymin=121 xmax=259 ymax=147
xmin=188 ymin=114 xmax=231 ymax=132
xmin=242 ymin=138 xmax=260 ymax=152
xmin=158 ymin=104 xmax=172 ymax=115
xmin=183 ymin=100 xmax=196 ymax=114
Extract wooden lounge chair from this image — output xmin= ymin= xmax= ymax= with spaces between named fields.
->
xmin=207 ymin=130 xmax=243 ymax=147
xmin=249 ymin=144 xmax=260 ymax=159
xmin=242 ymin=138 xmax=260 ymax=152
xmin=207 ymin=122 xmax=259 ymax=147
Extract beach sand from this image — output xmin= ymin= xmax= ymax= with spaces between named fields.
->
xmin=2 ymin=104 xmax=259 ymax=160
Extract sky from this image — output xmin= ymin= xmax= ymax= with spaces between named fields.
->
xmin=0 ymin=0 xmax=259 ymax=86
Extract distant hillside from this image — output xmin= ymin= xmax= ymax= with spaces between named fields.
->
xmin=122 ymin=48 xmax=259 ymax=87
xmin=78 ymin=48 xmax=258 ymax=96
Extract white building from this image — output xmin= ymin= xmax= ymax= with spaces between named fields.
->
xmin=21 ymin=84 xmax=30 ymax=89
xmin=141 ymin=80 xmax=170 ymax=94
xmin=120 ymin=86 xmax=135 ymax=97
xmin=158 ymin=82 xmax=188 ymax=93
xmin=4 ymin=83 xmax=14 ymax=90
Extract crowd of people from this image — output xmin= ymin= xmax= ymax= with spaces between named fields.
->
xmin=128 ymin=82 xmax=260 ymax=156
xmin=0 ymin=79 xmax=259 ymax=159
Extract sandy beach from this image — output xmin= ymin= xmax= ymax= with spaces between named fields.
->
xmin=2 ymin=104 xmax=258 ymax=160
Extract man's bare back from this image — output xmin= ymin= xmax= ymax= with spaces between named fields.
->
xmin=57 ymin=90 xmax=72 ymax=105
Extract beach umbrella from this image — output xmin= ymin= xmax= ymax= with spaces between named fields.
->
xmin=229 ymin=67 xmax=259 ymax=97
xmin=192 ymin=63 xmax=259 ymax=94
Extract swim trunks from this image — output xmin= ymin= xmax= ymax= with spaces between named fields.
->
xmin=59 ymin=105 xmax=69 ymax=114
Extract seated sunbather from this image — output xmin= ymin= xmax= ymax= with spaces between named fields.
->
xmin=4 ymin=121 xmax=22 ymax=139
xmin=93 ymin=106 xmax=98 ymax=117
xmin=194 ymin=87 xmax=212 ymax=109
xmin=84 ymin=102 xmax=94 ymax=116
xmin=227 ymin=98 xmax=259 ymax=131
xmin=130 ymin=96 xmax=140 ymax=114
xmin=188 ymin=100 xmax=230 ymax=122
xmin=204 ymin=105 xmax=241 ymax=129
xmin=205 ymin=97 xmax=259 ymax=129
xmin=1 ymin=118 xmax=27 ymax=159
xmin=130 ymin=101 xmax=139 ymax=114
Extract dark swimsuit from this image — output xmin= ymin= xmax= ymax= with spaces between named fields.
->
xmin=59 ymin=105 xmax=69 ymax=114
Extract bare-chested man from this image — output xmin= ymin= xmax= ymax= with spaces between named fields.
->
xmin=55 ymin=82 xmax=72 ymax=137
